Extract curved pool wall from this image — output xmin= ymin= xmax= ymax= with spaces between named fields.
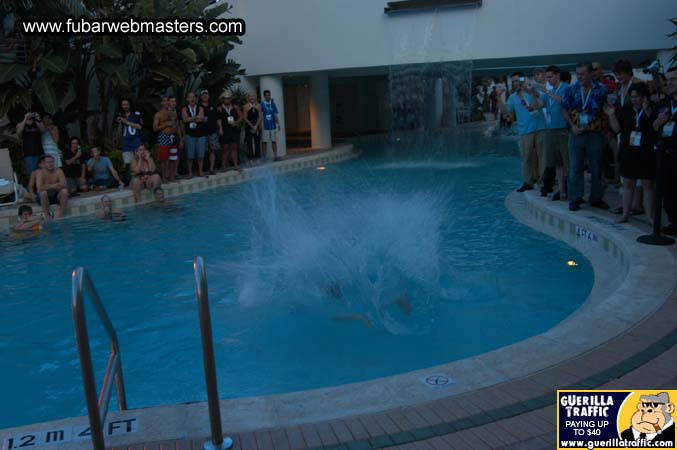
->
xmin=0 ymin=145 xmax=359 ymax=232
xmin=1 ymin=127 xmax=674 ymax=449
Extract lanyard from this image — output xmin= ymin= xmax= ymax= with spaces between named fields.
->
xmin=634 ymin=109 xmax=644 ymax=129
xmin=188 ymin=104 xmax=197 ymax=117
xmin=580 ymin=85 xmax=592 ymax=111
xmin=548 ymin=84 xmax=563 ymax=107
xmin=224 ymin=106 xmax=232 ymax=115
xmin=671 ymin=101 xmax=677 ymax=117
xmin=263 ymin=101 xmax=272 ymax=112
xmin=620 ymin=82 xmax=631 ymax=107
xmin=518 ymin=92 xmax=530 ymax=109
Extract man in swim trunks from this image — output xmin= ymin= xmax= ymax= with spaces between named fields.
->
xmin=36 ymin=155 xmax=69 ymax=218
xmin=24 ymin=156 xmax=45 ymax=203
xmin=153 ymin=95 xmax=183 ymax=182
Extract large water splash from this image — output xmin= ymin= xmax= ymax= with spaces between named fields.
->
xmin=229 ymin=171 xmax=452 ymax=335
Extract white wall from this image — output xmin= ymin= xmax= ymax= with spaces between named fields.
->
xmin=227 ymin=0 xmax=674 ymax=76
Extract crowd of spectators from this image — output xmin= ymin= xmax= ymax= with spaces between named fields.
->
xmin=13 ymin=88 xmax=281 ymax=223
xmin=497 ymin=60 xmax=677 ymax=235
xmin=11 ymin=62 xmax=677 ymax=236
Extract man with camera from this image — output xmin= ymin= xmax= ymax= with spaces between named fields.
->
xmin=561 ymin=62 xmax=609 ymax=212
xmin=534 ymin=65 xmax=570 ymax=201
xmin=497 ymin=72 xmax=546 ymax=193
xmin=653 ymin=67 xmax=677 ymax=235
xmin=16 ymin=111 xmax=46 ymax=178
xmin=117 ymin=99 xmax=143 ymax=166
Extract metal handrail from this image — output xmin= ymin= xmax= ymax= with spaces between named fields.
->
xmin=193 ymin=257 xmax=233 ymax=450
xmin=71 ymin=267 xmax=127 ymax=450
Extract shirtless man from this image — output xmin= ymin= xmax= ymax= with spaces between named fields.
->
xmin=36 ymin=155 xmax=69 ymax=218
xmin=24 ymin=156 xmax=45 ymax=203
xmin=331 ymin=289 xmax=413 ymax=327
xmin=153 ymin=95 xmax=184 ymax=182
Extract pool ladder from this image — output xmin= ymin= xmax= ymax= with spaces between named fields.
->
xmin=71 ymin=257 xmax=232 ymax=450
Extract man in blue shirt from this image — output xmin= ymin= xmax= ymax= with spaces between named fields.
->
xmin=86 ymin=147 xmax=124 ymax=190
xmin=261 ymin=90 xmax=281 ymax=161
xmin=498 ymin=72 xmax=547 ymax=192
xmin=561 ymin=62 xmax=609 ymax=211
xmin=534 ymin=65 xmax=570 ymax=201
xmin=117 ymin=99 xmax=143 ymax=166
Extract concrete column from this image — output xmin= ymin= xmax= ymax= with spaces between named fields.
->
xmin=259 ymin=75 xmax=287 ymax=158
xmin=297 ymin=84 xmax=310 ymax=133
xmin=356 ymin=78 xmax=370 ymax=134
xmin=422 ymin=77 xmax=443 ymax=131
xmin=309 ymin=73 xmax=332 ymax=150
xmin=433 ymin=77 xmax=443 ymax=129
xmin=448 ymin=79 xmax=458 ymax=128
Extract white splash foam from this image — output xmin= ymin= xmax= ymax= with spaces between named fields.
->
xmin=224 ymin=175 xmax=452 ymax=335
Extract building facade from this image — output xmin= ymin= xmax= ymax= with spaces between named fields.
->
xmin=225 ymin=0 xmax=676 ymax=154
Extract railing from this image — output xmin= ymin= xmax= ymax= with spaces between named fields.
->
xmin=71 ymin=267 xmax=128 ymax=450
xmin=193 ymin=256 xmax=233 ymax=450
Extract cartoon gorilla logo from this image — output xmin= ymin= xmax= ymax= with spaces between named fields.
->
xmin=620 ymin=392 xmax=675 ymax=443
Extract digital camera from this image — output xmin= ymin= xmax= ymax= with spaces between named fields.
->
xmin=642 ymin=60 xmax=662 ymax=75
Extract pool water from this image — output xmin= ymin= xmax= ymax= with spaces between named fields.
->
xmin=0 ymin=130 xmax=593 ymax=429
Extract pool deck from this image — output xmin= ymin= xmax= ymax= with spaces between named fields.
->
xmin=2 ymin=158 xmax=676 ymax=449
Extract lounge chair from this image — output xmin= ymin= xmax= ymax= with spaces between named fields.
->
xmin=0 ymin=148 xmax=20 ymax=206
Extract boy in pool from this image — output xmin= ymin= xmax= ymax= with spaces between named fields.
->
xmin=13 ymin=205 xmax=44 ymax=232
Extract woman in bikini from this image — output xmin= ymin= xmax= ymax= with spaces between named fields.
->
xmin=129 ymin=144 xmax=162 ymax=203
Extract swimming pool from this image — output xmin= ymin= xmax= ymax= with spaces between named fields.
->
xmin=0 ymin=130 xmax=593 ymax=429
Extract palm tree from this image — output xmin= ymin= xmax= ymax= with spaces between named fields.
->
xmin=1 ymin=0 xmax=243 ymax=145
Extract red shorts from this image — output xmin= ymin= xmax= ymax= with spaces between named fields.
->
xmin=157 ymin=145 xmax=178 ymax=162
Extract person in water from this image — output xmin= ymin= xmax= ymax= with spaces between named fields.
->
xmin=328 ymin=281 xmax=413 ymax=326
xmin=325 ymin=281 xmax=343 ymax=300
xmin=96 ymin=195 xmax=126 ymax=221
xmin=13 ymin=205 xmax=44 ymax=232
xmin=153 ymin=187 xmax=165 ymax=203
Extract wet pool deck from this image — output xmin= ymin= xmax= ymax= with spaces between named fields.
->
xmin=2 ymin=155 xmax=676 ymax=450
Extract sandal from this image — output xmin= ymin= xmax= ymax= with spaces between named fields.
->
xmin=612 ymin=207 xmax=623 ymax=214
xmin=630 ymin=209 xmax=645 ymax=216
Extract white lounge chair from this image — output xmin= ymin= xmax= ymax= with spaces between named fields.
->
xmin=0 ymin=148 xmax=20 ymax=206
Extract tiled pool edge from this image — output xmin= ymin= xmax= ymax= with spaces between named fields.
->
xmin=0 ymin=145 xmax=358 ymax=232
xmin=506 ymin=191 xmax=674 ymax=347
xmin=2 ymin=182 xmax=676 ymax=450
